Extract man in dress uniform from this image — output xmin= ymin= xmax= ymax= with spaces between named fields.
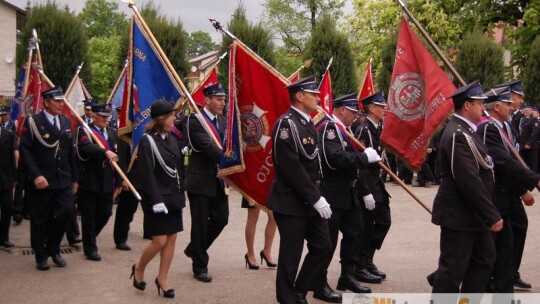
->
xmin=494 ymin=80 xmax=533 ymax=289
xmin=81 ymin=99 xmax=95 ymax=126
xmin=267 ymin=76 xmax=333 ymax=304
xmin=315 ymin=93 xmax=381 ymax=302
xmin=354 ymin=92 xmax=391 ymax=284
xmin=476 ymin=86 xmax=540 ymax=294
xmin=19 ymin=87 xmax=78 ymax=271
xmin=430 ymin=80 xmax=503 ymax=295
xmin=76 ymin=104 xmax=120 ymax=261
xmin=0 ymin=105 xmax=16 ymax=131
xmin=184 ymin=82 xmax=228 ymax=283
xmin=0 ymin=107 xmax=18 ymax=248
xmin=518 ymin=105 xmax=539 ymax=172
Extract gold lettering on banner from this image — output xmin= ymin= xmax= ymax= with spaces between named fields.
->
xmin=134 ymin=48 xmax=147 ymax=62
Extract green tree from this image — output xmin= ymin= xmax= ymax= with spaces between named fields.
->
xmin=522 ymin=35 xmax=540 ymax=103
xmin=454 ymin=31 xmax=505 ymax=89
xmin=274 ymin=46 xmax=303 ymax=78
xmin=507 ymin=0 xmax=540 ymax=71
xmin=263 ymin=0 xmax=345 ymax=54
xmin=303 ymin=14 xmax=358 ymax=97
xmin=119 ymin=2 xmax=189 ymax=78
xmin=186 ymin=31 xmax=214 ymax=59
xmin=374 ymin=30 xmax=398 ymax=96
xmin=79 ymin=0 xmax=127 ymax=39
xmin=218 ymin=5 xmax=276 ymax=85
xmin=88 ymin=36 xmax=122 ymax=102
xmin=16 ymin=1 xmax=91 ymax=90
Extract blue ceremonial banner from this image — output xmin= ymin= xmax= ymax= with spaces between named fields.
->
xmin=110 ymin=72 xmax=125 ymax=109
xmin=120 ymin=17 xmax=182 ymax=147
xmin=218 ymin=96 xmax=243 ymax=174
xmin=10 ymin=65 xmax=26 ymax=121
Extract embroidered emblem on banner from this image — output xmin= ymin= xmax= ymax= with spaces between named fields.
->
xmin=240 ymin=103 xmax=271 ymax=152
xmin=388 ymin=72 xmax=426 ymax=122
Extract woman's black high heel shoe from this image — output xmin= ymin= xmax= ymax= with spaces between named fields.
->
xmin=130 ymin=264 xmax=147 ymax=290
xmin=244 ymin=254 xmax=260 ymax=270
xmin=155 ymin=278 xmax=175 ymax=298
xmin=260 ymin=250 xmax=277 ymax=267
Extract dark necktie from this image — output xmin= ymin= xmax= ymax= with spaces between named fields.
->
xmin=53 ymin=117 xmax=58 ymax=129
xmin=213 ymin=117 xmax=218 ymax=130
xmin=100 ymin=128 xmax=107 ymax=140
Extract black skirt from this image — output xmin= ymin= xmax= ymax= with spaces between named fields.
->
xmin=143 ymin=209 xmax=183 ymax=236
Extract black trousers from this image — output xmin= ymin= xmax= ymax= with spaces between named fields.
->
xmin=0 ymin=190 xmax=13 ymax=242
xmin=274 ymin=212 xmax=332 ymax=304
xmin=185 ymin=191 xmax=229 ymax=275
xmin=492 ymin=215 xmax=514 ymax=293
xmin=77 ymin=190 xmax=113 ymax=255
xmin=520 ymin=149 xmax=538 ymax=173
xmin=27 ymin=187 xmax=73 ymax=263
xmin=361 ymin=199 xmax=391 ymax=260
xmin=12 ymin=168 xmax=28 ymax=217
xmin=511 ymin=199 xmax=528 ymax=279
xmin=322 ymin=207 xmax=363 ymax=279
xmin=113 ymin=190 xmax=139 ymax=245
xmin=432 ymin=227 xmax=496 ymax=293
xmin=65 ymin=196 xmax=80 ymax=242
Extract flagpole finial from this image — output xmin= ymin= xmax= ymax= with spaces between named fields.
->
xmin=209 ymin=18 xmax=222 ymax=32
xmin=121 ymin=0 xmax=135 ymax=8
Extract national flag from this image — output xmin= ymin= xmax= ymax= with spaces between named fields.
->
xmin=189 ymin=66 xmax=218 ymax=107
xmin=381 ymin=18 xmax=455 ymax=171
xmin=118 ymin=17 xmax=183 ymax=147
xmin=65 ymin=73 xmax=91 ymax=131
xmin=219 ymin=41 xmax=290 ymax=207
xmin=318 ymin=69 xmax=333 ymax=114
xmin=358 ymin=58 xmax=375 ymax=110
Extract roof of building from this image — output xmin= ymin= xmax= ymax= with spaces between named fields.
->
xmin=189 ymin=50 xmax=219 ymax=64
xmin=0 ymin=0 xmax=26 ymax=14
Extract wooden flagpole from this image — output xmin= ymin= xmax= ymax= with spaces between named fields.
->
xmin=394 ymin=0 xmax=540 ymax=192
xmin=33 ymin=63 xmax=142 ymax=201
xmin=64 ymin=62 xmax=84 ymax=96
xmin=287 ymin=58 xmax=314 ymax=81
xmin=124 ymin=0 xmax=222 ymax=150
xmin=106 ymin=59 xmax=128 ymax=105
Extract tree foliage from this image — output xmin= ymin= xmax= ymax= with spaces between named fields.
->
xmin=522 ymin=35 xmax=540 ymax=103
xmin=218 ymin=5 xmax=276 ymax=85
xmin=454 ymin=31 xmax=505 ymax=89
xmin=16 ymin=1 xmax=91 ymax=90
xmin=186 ymin=31 xmax=214 ymax=59
xmin=303 ymin=14 xmax=358 ymax=97
xmin=88 ymin=36 xmax=122 ymax=102
xmin=118 ymin=2 xmax=189 ymax=78
xmin=78 ymin=0 xmax=127 ymax=39
xmin=263 ymin=0 xmax=345 ymax=54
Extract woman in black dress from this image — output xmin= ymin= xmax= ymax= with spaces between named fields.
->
xmin=130 ymin=100 xmax=184 ymax=298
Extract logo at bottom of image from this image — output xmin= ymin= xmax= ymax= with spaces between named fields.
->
xmin=342 ymin=293 xmax=539 ymax=304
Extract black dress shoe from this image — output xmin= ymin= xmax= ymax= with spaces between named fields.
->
xmin=36 ymin=261 xmax=50 ymax=271
xmin=13 ymin=214 xmax=22 ymax=224
xmin=514 ymin=277 xmax=532 ymax=289
xmin=426 ymin=271 xmax=436 ymax=287
xmin=336 ymin=275 xmax=371 ymax=293
xmin=116 ymin=243 xmax=131 ymax=251
xmin=193 ymin=272 xmax=212 ymax=283
xmin=184 ymin=247 xmax=191 ymax=258
xmin=297 ymin=293 xmax=308 ymax=304
xmin=68 ymin=238 xmax=82 ymax=246
xmin=51 ymin=254 xmax=67 ymax=267
xmin=0 ymin=240 xmax=14 ymax=248
xmin=366 ymin=260 xmax=386 ymax=280
xmin=313 ymin=283 xmax=342 ymax=303
xmin=86 ymin=252 xmax=102 ymax=261
xmin=355 ymin=268 xmax=382 ymax=283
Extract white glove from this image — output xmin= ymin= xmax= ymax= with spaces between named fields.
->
xmin=181 ymin=146 xmax=189 ymax=155
xmin=313 ymin=196 xmax=332 ymax=219
xmin=364 ymin=147 xmax=381 ymax=163
xmin=362 ymin=194 xmax=376 ymax=210
xmin=152 ymin=202 xmax=169 ymax=214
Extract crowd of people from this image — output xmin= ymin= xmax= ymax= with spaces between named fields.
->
xmin=0 ymin=76 xmax=537 ymax=303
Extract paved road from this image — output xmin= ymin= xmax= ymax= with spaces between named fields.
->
xmin=1 ymin=182 xmax=539 ymax=303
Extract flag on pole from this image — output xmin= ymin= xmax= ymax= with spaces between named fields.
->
xmin=118 ymin=17 xmax=183 ymax=147
xmin=219 ymin=41 xmax=290 ymax=206
xmin=65 ymin=74 xmax=91 ymax=131
xmin=381 ymin=18 xmax=455 ymax=171
xmin=318 ymin=69 xmax=333 ymax=115
xmin=358 ymin=59 xmax=375 ymax=110
xmin=189 ymin=66 xmax=219 ymax=107
xmin=10 ymin=64 xmax=27 ymax=122
xmin=288 ymin=70 xmax=300 ymax=83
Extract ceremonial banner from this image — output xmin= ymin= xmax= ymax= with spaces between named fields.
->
xmin=288 ymin=70 xmax=300 ymax=83
xmin=221 ymin=41 xmax=290 ymax=206
xmin=9 ymin=64 xmax=26 ymax=122
xmin=119 ymin=17 xmax=182 ymax=147
xmin=381 ymin=18 xmax=455 ymax=171
xmin=358 ymin=58 xmax=375 ymax=110
xmin=65 ymin=74 xmax=92 ymax=131
xmin=189 ymin=66 xmax=219 ymax=107
xmin=318 ymin=69 xmax=333 ymax=114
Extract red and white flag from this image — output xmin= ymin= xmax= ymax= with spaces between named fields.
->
xmin=16 ymin=56 xmax=50 ymax=135
xmin=318 ymin=69 xmax=333 ymax=115
xmin=189 ymin=66 xmax=219 ymax=107
xmin=65 ymin=75 xmax=92 ymax=131
xmin=381 ymin=18 xmax=455 ymax=171
xmin=358 ymin=59 xmax=375 ymax=110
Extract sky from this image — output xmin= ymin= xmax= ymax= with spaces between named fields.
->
xmin=9 ymin=0 xmax=353 ymax=42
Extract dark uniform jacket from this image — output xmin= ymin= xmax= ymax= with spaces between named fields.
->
xmin=432 ymin=115 xmax=501 ymax=231
xmin=267 ymin=108 xmax=320 ymax=217
xmin=511 ymin=110 xmax=523 ymax=140
xmin=518 ymin=115 xmax=540 ymax=150
xmin=20 ymin=111 xmax=78 ymax=189
xmin=0 ymin=127 xmax=18 ymax=191
xmin=184 ymin=111 xmax=226 ymax=197
xmin=131 ymin=132 xmax=182 ymax=212
xmin=317 ymin=116 xmax=369 ymax=209
xmin=477 ymin=120 xmax=540 ymax=215
xmin=76 ymin=125 xmax=119 ymax=193
xmin=355 ymin=118 xmax=389 ymax=202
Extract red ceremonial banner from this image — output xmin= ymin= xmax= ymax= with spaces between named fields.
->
xmin=190 ymin=66 xmax=219 ymax=107
xmin=358 ymin=59 xmax=375 ymax=111
xmin=17 ymin=57 xmax=50 ymax=135
xmin=225 ymin=41 xmax=290 ymax=206
xmin=318 ymin=70 xmax=333 ymax=115
xmin=381 ymin=18 xmax=455 ymax=171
